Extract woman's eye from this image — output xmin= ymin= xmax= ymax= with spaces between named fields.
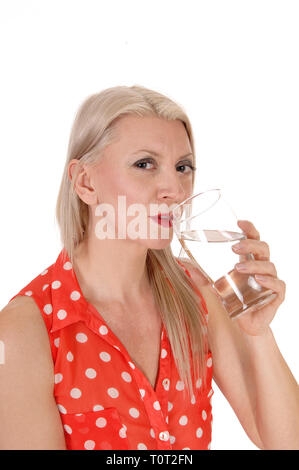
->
xmin=134 ymin=158 xmax=196 ymax=173
xmin=176 ymin=164 xmax=196 ymax=173
xmin=135 ymin=160 xmax=154 ymax=170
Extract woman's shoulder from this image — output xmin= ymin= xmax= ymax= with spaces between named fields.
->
xmin=0 ymin=297 xmax=65 ymax=449
xmin=1 ymin=295 xmax=42 ymax=323
xmin=176 ymin=257 xmax=212 ymax=290
xmin=176 ymin=257 xmax=227 ymax=317
xmin=0 ymin=295 xmax=54 ymax=375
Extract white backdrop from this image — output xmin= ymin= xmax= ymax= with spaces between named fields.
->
xmin=0 ymin=0 xmax=298 ymax=450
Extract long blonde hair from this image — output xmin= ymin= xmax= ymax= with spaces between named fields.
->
xmin=55 ymin=85 xmax=209 ymax=399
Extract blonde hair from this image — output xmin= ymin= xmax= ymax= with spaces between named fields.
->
xmin=55 ymin=85 xmax=209 ymax=399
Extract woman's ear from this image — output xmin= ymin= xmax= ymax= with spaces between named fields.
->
xmin=69 ymin=160 xmax=98 ymax=206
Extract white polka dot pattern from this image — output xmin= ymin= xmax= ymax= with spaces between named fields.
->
xmin=99 ymin=325 xmax=108 ymax=335
xmin=153 ymin=400 xmax=161 ymax=410
xmin=93 ymin=405 xmax=104 ymax=411
xmin=129 ymin=407 xmax=140 ymax=418
xmin=95 ymin=417 xmax=107 ymax=428
xmin=70 ymin=290 xmax=80 ymax=301
xmin=55 ymin=373 xmax=63 ymax=384
xmin=57 ymin=404 xmax=67 ymax=415
xmin=137 ymin=442 xmax=147 ymax=450
xmin=66 ymin=351 xmax=74 ymax=361
xmin=84 ymin=440 xmax=95 ymax=450
xmin=76 ymin=333 xmax=87 ymax=343
xmin=63 ymin=262 xmax=72 ymax=270
xmin=121 ymin=371 xmax=132 ymax=382
xmin=179 ymin=415 xmax=188 ymax=426
xmin=43 ymin=304 xmax=52 ymax=315
xmin=8 ymin=248 xmax=214 ymax=450
xmin=85 ymin=368 xmax=97 ymax=379
xmin=52 ymin=280 xmax=61 ymax=289
xmin=64 ymin=424 xmax=72 ymax=434
xmin=119 ymin=426 xmax=127 ymax=439
xmin=175 ymin=380 xmax=185 ymax=391
xmin=107 ymin=387 xmax=119 ymax=399
xmin=70 ymin=388 xmax=82 ymax=399
xmin=57 ymin=309 xmax=67 ymax=320
xmin=99 ymin=352 xmax=111 ymax=362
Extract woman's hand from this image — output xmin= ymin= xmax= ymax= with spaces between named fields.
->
xmin=231 ymin=220 xmax=286 ymax=336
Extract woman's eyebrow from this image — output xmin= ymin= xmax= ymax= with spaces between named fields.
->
xmin=131 ymin=149 xmax=194 ymax=160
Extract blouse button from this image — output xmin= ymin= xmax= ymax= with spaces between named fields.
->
xmin=162 ymin=378 xmax=170 ymax=389
xmin=159 ymin=431 xmax=169 ymax=441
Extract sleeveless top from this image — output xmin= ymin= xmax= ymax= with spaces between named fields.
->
xmin=9 ymin=248 xmax=214 ymax=450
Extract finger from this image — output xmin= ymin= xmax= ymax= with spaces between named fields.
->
xmin=237 ymin=220 xmax=260 ymax=240
xmin=235 ymin=260 xmax=278 ymax=277
xmin=254 ymin=276 xmax=286 ymax=301
xmin=232 ymin=239 xmax=270 ymax=261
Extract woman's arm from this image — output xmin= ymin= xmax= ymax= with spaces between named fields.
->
xmin=184 ymin=258 xmax=299 ymax=450
xmin=0 ymin=296 xmax=67 ymax=449
xmin=239 ymin=326 xmax=299 ymax=450
xmin=207 ymin=278 xmax=299 ymax=450
xmin=196 ymin=279 xmax=266 ymax=449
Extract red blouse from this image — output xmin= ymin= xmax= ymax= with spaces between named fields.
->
xmin=9 ymin=248 xmax=214 ymax=450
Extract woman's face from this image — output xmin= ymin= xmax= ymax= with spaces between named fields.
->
xmin=76 ymin=114 xmax=195 ymax=249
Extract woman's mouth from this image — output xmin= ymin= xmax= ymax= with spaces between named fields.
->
xmin=149 ymin=213 xmax=173 ymax=227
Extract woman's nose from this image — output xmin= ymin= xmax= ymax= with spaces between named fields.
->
xmin=156 ymin=176 xmax=188 ymax=203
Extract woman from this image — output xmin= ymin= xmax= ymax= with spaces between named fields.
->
xmin=0 ymin=85 xmax=298 ymax=450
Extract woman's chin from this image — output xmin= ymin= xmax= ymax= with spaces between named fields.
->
xmin=145 ymin=234 xmax=173 ymax=250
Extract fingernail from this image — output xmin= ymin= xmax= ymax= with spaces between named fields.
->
xmin=255 ymin=274 xmax=268 ymax=281
xmin=232 ymin=243 xmax=241 ymax=251
xmin=235 ymin=263 xmax=247 ymax=271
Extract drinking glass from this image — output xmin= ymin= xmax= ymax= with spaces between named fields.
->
xmin=171 ymin=189 xmax=277 ymax=320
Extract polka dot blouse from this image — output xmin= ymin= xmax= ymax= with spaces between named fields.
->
xmin=9 ymin=248 xmax=214 ymax=450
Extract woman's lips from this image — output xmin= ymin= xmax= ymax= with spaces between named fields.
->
xmin=149 ymin=214 xmax=173 ymax=227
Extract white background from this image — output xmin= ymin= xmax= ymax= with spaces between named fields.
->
xmin=0 ymin=0 xmax=298 ymax=450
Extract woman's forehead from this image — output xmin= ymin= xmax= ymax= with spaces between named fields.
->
xmin=114 ymin=114 xmax=184 ymax=132
xmin=110 ymin=115 xmax=191 ymax=152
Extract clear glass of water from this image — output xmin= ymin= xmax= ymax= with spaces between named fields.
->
xmin=171 ymin=188 xmax=277 ymax=320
